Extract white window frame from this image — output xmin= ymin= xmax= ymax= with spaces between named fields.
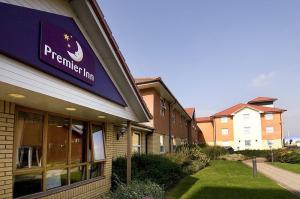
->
xmin=160 ymin=98 xmax=167 ymax=117
xmin=243 ymin=113 xmax=250 ymax=121
xmin=221 ymin=128 xmax=229 ymax=135
xmin=243 ymin=126 xmax=251 ymax=134
xmin=221 ymin=117 xmax=228 ymax=123
xmin=132 ymin=132 xmax=141 ymax=154
xmin=266 ymin=126 xmax=274 ymax=133
xmin=159 ymin=135 xmax=165 ymax=153
xmin=265 ymin=113 xmax=273 ymax=120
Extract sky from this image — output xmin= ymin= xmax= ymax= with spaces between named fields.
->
xmin=98 ymin=0 xmax=300 ymax=137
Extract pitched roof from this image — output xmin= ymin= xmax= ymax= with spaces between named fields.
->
xmin=135 ymin=77 xmax=161 ymax=84
xmin=88 ymin=0 xmax=152 ymax=119
xmin=185 ymin=108 xmax=195 ymax=118
xmin=196 ymin=117 xmax=212 ymax=123
xmin=135 ymin=77 xmax=192 ymax=121
xmin=212 ymin=103 xmax=286 ymax=117
xmin=248 ymin=97 xmax=278 ymax=104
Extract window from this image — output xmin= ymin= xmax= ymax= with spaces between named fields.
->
xmin=132 ymin=132 xmax=141 ymax=154
xmin=266 ymin=126 xmax=274 ymax=133
xmin=181 ymin=115 xmax=185 ymax=125
xmin=221 ymin=117 xmax=228 ymax=123
xmin=244 ymin=126 xmax=251 ymax=134
xmin=172 ymin=109 xmax=176 ymax=123
xmin=243 ymin=113 xmax=250 ymax=121
xmin=245 ymin=140 xmax=251 ymax=146
xmin=160 ymin=98 xmax=167 ymax=116
xmin=14 ymin=108 xmax=105 ymax=198
xmin=160 ymin=135 xmax=165 ymax=153
xmin=221 ymin=128 xmax=229 ymax=135
xmin=265 ymin=113 xmax=273 ymax=120
xmin=172 ymin=138 xmax=177 ymax=151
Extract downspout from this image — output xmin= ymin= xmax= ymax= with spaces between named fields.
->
xmin=280 ymin=113 xmax=284 ymax=147
xmin=187 ymin=120 xmax=192 ymax=144
xmin=169 ymin=101 xmax=176 ymax=153
xmin=126 ymin=121 xmax=132 ymax=184
xmin=213 ymin=117 xmax=216 ymax=146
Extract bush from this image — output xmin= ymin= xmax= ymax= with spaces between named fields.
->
xmin=236 ymin=150 xmax=271 ymax=158
xmin=267 ymin=149 xmax=300 ymax=164
xmin=201 ymin=145 xmax=228 ymax=160
xmin=219 ymin=154 xmax=247 ymax=161
xmin=105 ymin=180 xmax=164 ymax=199
xmin=112 ymin=154 xmax=184 ymax=190
xmin=165 ymin=152 xmax=209 ymax=175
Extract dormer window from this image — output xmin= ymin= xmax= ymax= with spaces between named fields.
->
xmin=160 ymin=98 xmax=167 ymax=116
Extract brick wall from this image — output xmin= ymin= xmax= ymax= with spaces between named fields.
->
xmin=0 ymin=101 xmax=14 ymax=199
xmin=112 ymin=128 xmax=128 ymax=159
xmin=0 ymin=102 xmax=114 ymax=199
xmin=147 ymin=132 xmax=169 ymax=154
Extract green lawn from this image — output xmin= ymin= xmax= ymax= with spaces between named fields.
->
xmin=270 ymin=162 xmax=300 ymax=174
xmin=165 ymin=160 xmax=299 ymax=199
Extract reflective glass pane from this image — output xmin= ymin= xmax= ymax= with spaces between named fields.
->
xmin=70 ymin=166 xmax=86 ymax=184
xmin=90 ymin=163 xmax=103 ymax=178
xmin=16 ymin=111 xmax=43 ymax=169
xmin=132 ymin=132 xmax=140 ymax=145
xmin=14 ymin=173 xmax=42 ymax=198
xmin=47 ymin=115 xmax=69 ymax=167
xmin=46 ymin=169 xmax=68 ymax=190
xmin=92 ymin=125 xmax=105 ymax=161
xmin=71 ymin=120 xmax=87 ymax=164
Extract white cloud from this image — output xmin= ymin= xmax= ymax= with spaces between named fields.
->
xmin=251 ymin=72 xmax=276 ymax=87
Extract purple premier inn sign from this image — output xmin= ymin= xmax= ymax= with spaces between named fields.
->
xmin=0 ymin=2 xmax=126 ymax=106
xmin=40 ymin=22 xmax=95 ymax=85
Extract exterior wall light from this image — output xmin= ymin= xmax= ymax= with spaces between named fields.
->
xmin=115 ymin=126 xmax=127 ymax=140
xmin=9 ymin=93 xmax=25 ymax=98
xmin=65 ymin=107 xmax=76 ymax=111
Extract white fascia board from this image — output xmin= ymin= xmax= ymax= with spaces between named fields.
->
xmin=0 ymin=55 xmax=138 ymax=121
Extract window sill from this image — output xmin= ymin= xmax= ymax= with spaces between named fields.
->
xmin=16 ymin=176 xmax=105 ymax=199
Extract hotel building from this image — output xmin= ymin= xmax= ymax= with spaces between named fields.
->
xmin=0 ymin=1 xmax=152 ymax=198
xmin=135 ymin=77 xmax=203 ymax=153
xmin=197 ymin=97 xmax=286 ymax=150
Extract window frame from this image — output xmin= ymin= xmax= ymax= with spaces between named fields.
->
xmin=221 ymin=128 xmax=229 ymax=135
xmin=132 ymin=131 xmax=142 ymax=154
xmin=159 ymin=135 xmax=165 ymax=153
xmin=243 ymin=126 xmax=251 ymax=134
xmin=13 ymin=106 xmax=106 ymax=198
xmin=266 ymin=126 xmax=274 ymax=133
xmin=160 ymin=98 xmax=167 ymax=117
xmin=243 ymin=113 xmax=250 ymax=121
xmin=220 ymin=117 xmax=228 ymax=123
xmin=265 ymin=113 xmax=273 ymax=120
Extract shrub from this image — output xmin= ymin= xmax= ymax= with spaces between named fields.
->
xmin=267 ymin=149 xmax=300 ymax=164
xmin=219 ymin=154 xmax=247 ymax=161
xmin=112 ymin=154 xmax=184 ymax=190
xmin=201 ymin=145 xmax=228 ymax=160
xmin=236 ymin=149 xmax=271 ymax=158
xmin=105 ymin=180 xmax=164 ymax=199
xmin=165 ymin=152 xmax=209 ymax=175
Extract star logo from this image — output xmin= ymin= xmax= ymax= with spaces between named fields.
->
xmin=64 ymin=33 xmax=70 ymax=41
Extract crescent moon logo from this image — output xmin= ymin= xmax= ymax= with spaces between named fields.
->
xmin=67 ymin=41 xmax=83 ymax=62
